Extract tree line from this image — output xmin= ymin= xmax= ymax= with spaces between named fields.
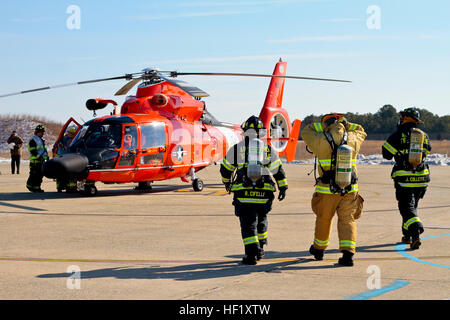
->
xmin=300 ymin=105 xmax=450 ymax=140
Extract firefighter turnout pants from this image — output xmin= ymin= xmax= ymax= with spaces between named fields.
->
xmin=395 ymin=186 xmax=425 ymax=239
xmin=311 ymin=191 xmax=364 ymax=254
xmin=235 ymin=202 xmax=271 ymax=257
xmin=26 ymin=160 xmax=44 ymax=192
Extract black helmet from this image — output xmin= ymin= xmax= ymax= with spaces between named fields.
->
xmin=35 ymin=124 xmax=45 ymax=132
xmin=400 ymin=107 xmax=422 ymax=123
xmin=241 ymin=115 xmax=266 ymax=137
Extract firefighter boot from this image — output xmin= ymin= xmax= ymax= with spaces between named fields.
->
xmin=257 ymin=242 xmax=265 ymax=261
xmin=242 ymin=255 xmax=257 ymax=265
xmin=409 ymin=225 xmax=423 ymax=250
xmin=242 ymin=245 xmax=258 ymax=265
xmin=338 ymin=250 xmax=354 ymax=267
xmin=410 ymin=237 xmax=421 ymax=250
xmin=401 ymin=236 xmax=411 ymax=244
xmin=309 ymin=245 xmax=324 ymax=261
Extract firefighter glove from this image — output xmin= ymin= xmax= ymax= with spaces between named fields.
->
xmin=278 ymin=187 xmax=287 ymax=201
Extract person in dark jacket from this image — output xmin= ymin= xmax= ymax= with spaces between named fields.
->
xmin=382 ymin=107 xmax=431 ymax=250
xmin=7 ymin=130 xmax=24 ymax=174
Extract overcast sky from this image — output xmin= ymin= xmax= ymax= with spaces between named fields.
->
xmin=0 ymin=0 xmax=448 ymax=125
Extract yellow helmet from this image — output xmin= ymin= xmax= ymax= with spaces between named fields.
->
xmin=67 ymin=126 xmax=77 ymax=135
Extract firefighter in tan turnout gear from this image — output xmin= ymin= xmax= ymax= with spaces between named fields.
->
xmin=302 ymin=114 xmax=366 ymax=266
xmin=220 ymin=116 xmax=288 ymax=265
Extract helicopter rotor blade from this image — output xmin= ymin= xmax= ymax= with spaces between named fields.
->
xmin=0 ymin=74 xmax=137 ymax=98
xmin=169 ymin=72 xmax=351 ymax=83
xmin=114 ymin=78 xmax=143 ymax=96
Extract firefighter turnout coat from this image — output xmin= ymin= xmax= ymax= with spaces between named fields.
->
xmin=220 ymin=138 xmax=288 ymax=206
xmin=301 ymin=121 xmax=366 ymax=254
xmin=382 ymin=122 xmax=431 ymax=239
xmin=26 ymin=135 xmax=49 ymax=191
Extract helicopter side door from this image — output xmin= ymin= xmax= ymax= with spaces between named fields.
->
xmin=116 ymin=124 xmax=139 ymax=169
xmin=137 ymin=122 xmax=167 ymax=168
xmin=52 ymin=117 xmax=82 ymax=157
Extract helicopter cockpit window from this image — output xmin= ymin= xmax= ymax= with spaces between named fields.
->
xmin=68 ymin=122 xmax=122 ymax=169
xmin=141 ymin=123 xmax=165 ymax=148
xmin=81 ymin=123 xmax=122 ymax=149
xmin=140 ymin=123 xmax=166 ymax=165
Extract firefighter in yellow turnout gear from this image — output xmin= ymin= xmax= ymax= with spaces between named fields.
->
xmin=221 ymin=116 xmax=288 ymax=265
xmin=302 ymin=114 xmax=366 ymax=266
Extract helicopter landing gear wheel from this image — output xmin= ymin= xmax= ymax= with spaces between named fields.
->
xmin=192 ymin=178 xmax=204 ymax=192
xmin=136 ymin=181 xmax=152 ymax=191
xmin=83 ymin=184 xmax=98 ymax=196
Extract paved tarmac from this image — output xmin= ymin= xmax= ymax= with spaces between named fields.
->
xmin=0 ymin=163 xmax=449 ymax=300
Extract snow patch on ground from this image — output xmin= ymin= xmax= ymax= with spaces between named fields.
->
xmin=0 ymin=119 xmax=58 ymax=154
xmin=285 ymin=154 xmax=449 ymax=166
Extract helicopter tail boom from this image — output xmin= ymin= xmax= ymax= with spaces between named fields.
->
xmin=259 ymin=60 xmax=301 ymax=161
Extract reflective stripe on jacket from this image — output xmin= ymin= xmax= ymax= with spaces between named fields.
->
xmin=220 ymin=138 xmax=287 ymax=204
xmin=382 ymin=123 xmax=431 ymax=188
xmin=28 ymin=135 xmax=48 ymax=163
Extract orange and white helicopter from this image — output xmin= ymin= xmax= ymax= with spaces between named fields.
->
xmin=0 ymin=60 xmax=349 ymax=195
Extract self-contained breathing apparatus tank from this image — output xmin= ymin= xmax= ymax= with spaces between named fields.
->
xmin=320 ymin=127 xmax=356 ymax=196
xmin=335 ymin=144 xmax=353 ymax=189
xmin=246 ymin=138 xmax=264 ymax=185
xmin=409 ymin=128 xmax=425 ymax=168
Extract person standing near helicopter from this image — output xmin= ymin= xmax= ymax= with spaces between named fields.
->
xmin=220 ymin=115 xmax=288 ymax=265
xmin=7 ymin=130 xmax=24 ymax=174
xmin=26 ymin=125 xmax=49 ymax=193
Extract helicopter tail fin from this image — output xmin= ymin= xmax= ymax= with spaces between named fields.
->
xmin=259 ymin=60 xmax=301 ymax=161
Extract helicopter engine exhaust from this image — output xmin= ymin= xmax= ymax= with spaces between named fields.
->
xmin=42 ymin=153 xmax=90 ymax=180
xmin=86 ymin=99 xmax=118 ymax=115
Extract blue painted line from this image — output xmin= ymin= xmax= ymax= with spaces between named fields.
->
xmin=394 ymin=233 xmax=450 ymax=270
xmin=347 ymin=233 xmax=450 ymax=300
xmin=347 ymin=279 xmax=410 ymax=300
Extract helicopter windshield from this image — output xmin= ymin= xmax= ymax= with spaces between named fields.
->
xmin=72 ymin=123 xmax=122 ymax=149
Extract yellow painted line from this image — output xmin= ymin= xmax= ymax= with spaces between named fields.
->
xmin=0 ymin=256 xmax=448 ymax=264
xmin=0 ymin=257 xmax=228 ymax=264
xmin=209 ymin=190 xmax=228 ymax=196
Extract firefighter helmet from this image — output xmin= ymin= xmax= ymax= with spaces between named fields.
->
xmin=241 ymin=115 xmax=266 ymax=138
xmin=400 ymin=107 xmax=422 ymax=123
xmin=67 ymin=126 xmax=77 ymax=135
xmin=321 ymin=113 xmax=345 ymax=128
xmin=35 ymin=124 xmax=45 ymax=133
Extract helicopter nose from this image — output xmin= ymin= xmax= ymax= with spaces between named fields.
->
xmin=43 ymin=153 xmax=90 ymax=180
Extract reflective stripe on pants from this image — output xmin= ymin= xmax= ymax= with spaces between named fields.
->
xmin=311 ymin=192 xmax=363 ymax=254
